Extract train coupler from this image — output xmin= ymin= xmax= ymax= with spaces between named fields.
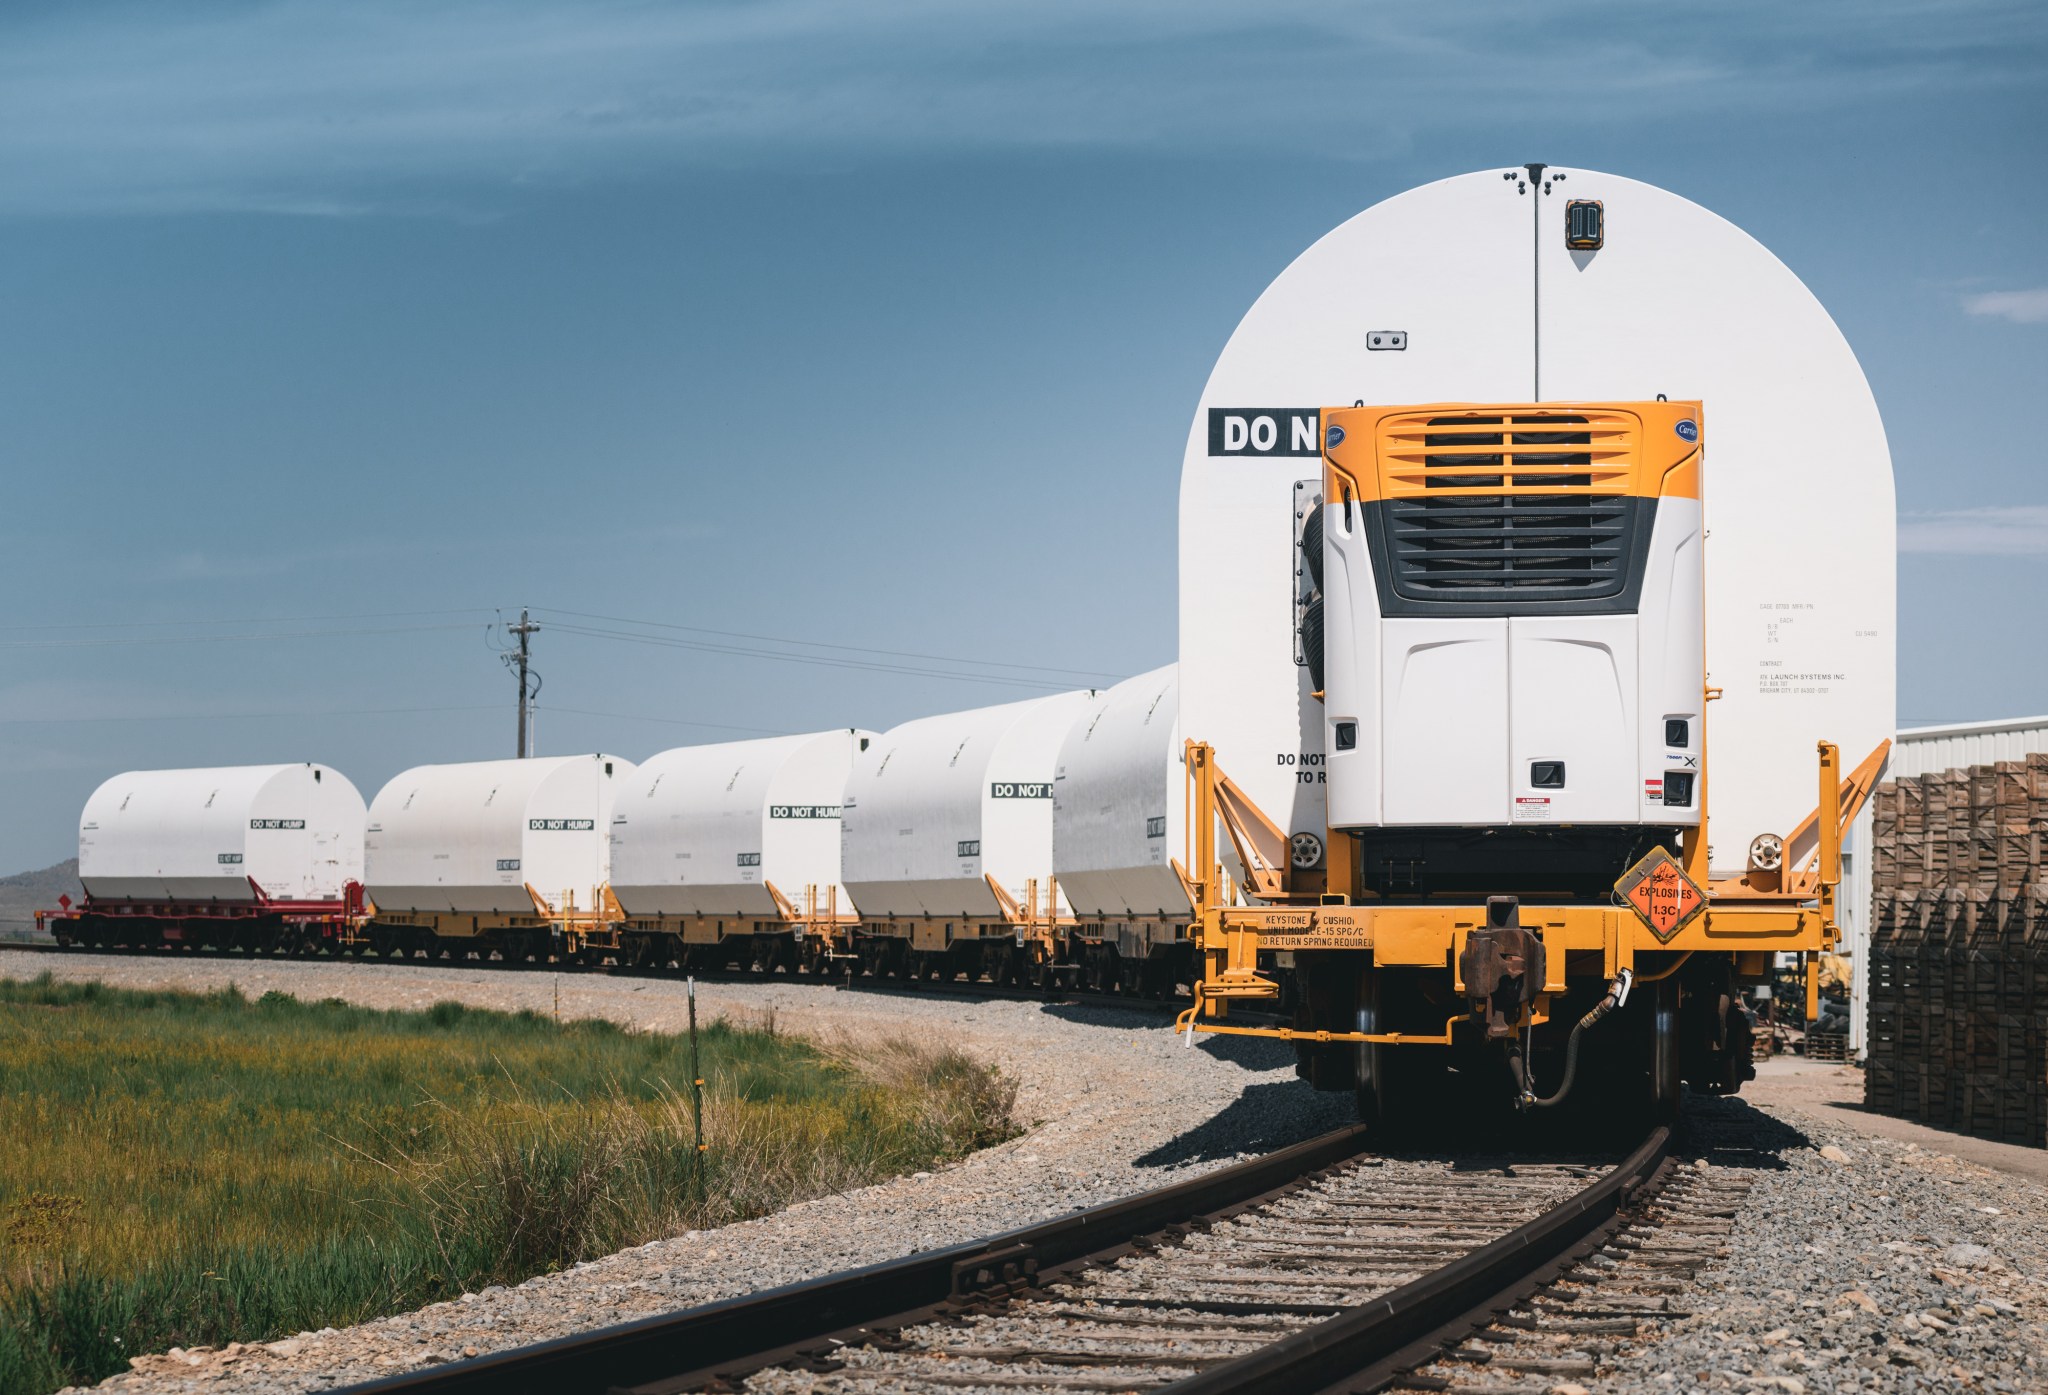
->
xmin=1457 ymin=896 xmax=1546 ymax=1040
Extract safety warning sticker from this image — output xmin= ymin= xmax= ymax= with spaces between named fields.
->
xmin=1613 ymin=847 xmax=1706 ymax=944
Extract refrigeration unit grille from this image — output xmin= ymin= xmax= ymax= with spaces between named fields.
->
xmin=1376 ymin=413 xmax=1648 ymax=607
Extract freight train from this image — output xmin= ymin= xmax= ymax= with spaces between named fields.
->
xmin=43 ymin=166 xmax=1898 ymax=1130
xmin=49 ymin=681 xmax=1194 ymax=994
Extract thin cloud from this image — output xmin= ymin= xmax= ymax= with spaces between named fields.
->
xmin=0 ymin=0 xmax=2041 ymax=216
xmin=1961 ymin=288 xmax=2048 ymax=324
xmin=1898 ymin=505 xmax=2048 ymax=556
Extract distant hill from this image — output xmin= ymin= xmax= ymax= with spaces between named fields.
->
xmin=0 ymin=859 xmax=81 ymax=934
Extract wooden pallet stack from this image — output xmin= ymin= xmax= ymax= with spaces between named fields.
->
xmin=1865 ymin=752 xmax=2048 ymax=1148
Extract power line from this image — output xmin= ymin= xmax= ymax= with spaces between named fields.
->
xmin=0 ymin=604 xmax=1122 ymax=690
xmin=0 ymin=703 xmax=791 ymax=737
xmin=542 ymin=620 xmax=1102 ymax=692
xmin=0 ymin=622 xmax=481 ymax=650
xmin=530 ymin=607 xmax=1122 ymax=682
xmin=538 ymin=705 xmax=790 ymax=736
xmin=0 ymin=704 xmax=503 ymax=726
xmin=0 ymin=608 xmax=492 ymax=633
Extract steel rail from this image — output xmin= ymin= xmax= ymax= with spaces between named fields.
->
xmin=3 ymin=940 xmax=1213 ymax=1017
xmin=343 ymin=1122 xmax=1375 ymax=1395
xmin=344 ymin=1121 xmax=1671 ymax=1395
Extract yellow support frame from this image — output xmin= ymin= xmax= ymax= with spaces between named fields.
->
xmin=1174 ymin=737 xmax=1863 ymax=1047
xmin=765 ymin=881 xmax=860 ymax=958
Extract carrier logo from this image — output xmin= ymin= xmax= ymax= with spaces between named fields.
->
xmin=1675 ymin=419 xmax=1699 ymax=443
xmin=737 ymin=852 xmax=761 ymax=867
xmin=249 ymin=819 xmax=305 ymax=830
xmin=1207 ymin=408 xmax=1323 ymax=457
xmin=1145 ymin=815 xmax=1167 ymax=838
xmin=217 ymin=853 xmax=244 ymax=864
xmin=529 ymin=818 xmax=595 ymax=831
xmin=496 ymin=859 xmax=521 ymax=871
xmin=769 ymin=805 xmax=841 ymax=819
xmin=990 ymin=782 xmax=1052 ymax=799
xmin=957 ymin=840 xmax=981 ymax=858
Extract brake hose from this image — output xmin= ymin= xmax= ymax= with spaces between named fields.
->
xmin=1511 ymin=968 xmax=1634 ymax=1111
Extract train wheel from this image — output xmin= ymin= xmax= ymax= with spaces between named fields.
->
xmin=1352 ymin=966 xmax=1384 ymax=1131
xmin=1091 ymin=947 xmax=1119 ymax=993
xmin=1649 ymin=974 xmax=1681 ymax=1125
xmin=1139 ymin=953 xmax=1169 ymax=1000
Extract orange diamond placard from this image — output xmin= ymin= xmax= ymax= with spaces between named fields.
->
xmin=1614 ymin=848 xmax=1705 ymax=944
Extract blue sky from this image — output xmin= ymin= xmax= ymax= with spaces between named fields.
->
xmin=2 ymin=0 xmax=2044 ymax=874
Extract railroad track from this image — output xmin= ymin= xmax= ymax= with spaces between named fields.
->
xmin=1 ymin=940 xmax=1197 ymax=1016
xmin=350 ymin=1119 xmax=1689 ymax=1395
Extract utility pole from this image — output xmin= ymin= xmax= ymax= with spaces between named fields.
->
xmin=508 ymin=609 xmax=541 ymax=758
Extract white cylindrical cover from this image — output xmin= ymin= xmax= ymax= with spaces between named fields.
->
xmin=843 ymin=691 xmax=1095 ymax=918
xmin=365 ymin=754 xmax=634 ymax=915
xmin=1054 ymin=666 xmax=1186 ymax=917
xmin=1178 ymin=168 xmax=1894 ymax=877
xmin=78 ymin=764 xmax=366 ymax=904
xmin=609 ymin=729 xmax=875 ymax=919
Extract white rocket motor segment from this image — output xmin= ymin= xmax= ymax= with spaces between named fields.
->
xmin=1181 ymin=168 xmax=1894 ymax=875
xmin=78 ymin=764 xmax=365 ymax=904
xmin=1535 ymin=174 xmax=1893 ymax=866
xmin=365 ymin=754 xmax=633 ymax=915
xmin=843 ymin=691 xmax=1095 ymax=919
xmin=608 ymin=729 xmax=875 ymax=919
xmin=1054 ymin=666 xmax=1187 ymax=916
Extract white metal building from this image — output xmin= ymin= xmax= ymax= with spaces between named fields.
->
xmin=1053 ymin=665 xmax=1187 ymax=918
xmin=1847 ymin=714 xmax=2048 ymax=1054
xmin=78 ymin=763 xmax=365 ymax=904
xmin=609 ymin=729 xmax=875 ymax=920
xmin=365 ymin=754 xmax=634 ymax=916
xmin=843 ymin=692 xmax=1095 ymax=919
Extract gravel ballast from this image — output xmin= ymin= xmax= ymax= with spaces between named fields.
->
xmin=1583 ymin=1071 xmax=2048 ymax=1394
xmin=11 ymin=953 xmax=2046 ymax=1394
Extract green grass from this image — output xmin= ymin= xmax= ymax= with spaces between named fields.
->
xmin=0 ymin=974 xmax=1017 ymax=1395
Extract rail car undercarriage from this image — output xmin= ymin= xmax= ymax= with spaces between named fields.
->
xmin=1174 ymin=736 xmax=1888 ymax=1133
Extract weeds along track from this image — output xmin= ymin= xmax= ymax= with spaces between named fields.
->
xmin=349 ymin=1121 xmax=1677 ymax=1395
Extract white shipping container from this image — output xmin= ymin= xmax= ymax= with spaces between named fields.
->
xmin=843 ymin=692 xmax=1095 ymax=919
xmin=78 ymin=764 xmax=366 ymax=904
xmin=365 ymin=754 xmax=634 ymax=915
xmin=1054 ymin=666 xmax=1187 ymax=917
xmin=609 ymin=729 xmax=876 ymax=919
